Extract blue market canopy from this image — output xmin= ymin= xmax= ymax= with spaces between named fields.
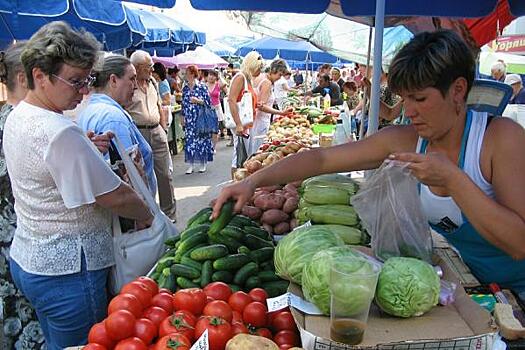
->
xmin=205 ymin=40 xmax=237 ymax=57
xmin=125 ymin=6 xmax=206 ymax=56
xmin=236 ymin=37 xmax=343 ymax=63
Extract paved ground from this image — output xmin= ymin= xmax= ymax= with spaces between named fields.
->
xmin=171 ymin=139 xmax=233 ymax=231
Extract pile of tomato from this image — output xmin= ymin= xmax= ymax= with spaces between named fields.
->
xmin=83 ymin=277 xmax=301 ymax=350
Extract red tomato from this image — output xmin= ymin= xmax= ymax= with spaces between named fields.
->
xmin=151 ymin=293 xmax=174 ymax=314
xmin=204 ymin=282 xmax=232 ymax=301
xmin=83 ymin=344 xmax=107 ymax=350
xmin=88 ymin=322 xmax=116 ymax=349
xmin=108 ymin=293 xmax=143 ymax=318
xmin=121 ymin=282 xmax=154 ymax=309
xmin=158 ymin=313 xmax=195 ymax=341
xmin=206 ymin=296 xmax=215 ymax=303
xmin=243 ymin=302 xmax=268 ymax=328
xmin=158 ymin=288 xmax=173 ymax=295
xmin=231 ymin=310 xmax=243 ymax=324
xmin=135 ymin=276 xmax=159 ymax=295
xmin=114 ymin=337 xmax=147 ymax=350
xmin=248 ymin=288 xmax=268 ymax=303
xmin=271 ymin=311 xmax=297 ymax=332
xmin=228 ymin=291 xmax=253 ymax=313
xmin=105 ymin=310 xmax=136 ymax=341
xmin=255 ymin=327 xmax=272 ymax=339
xmin=231 ymin=322 xmax=249 ymax=335
xmin=173 ymin=310 xmax=197 ymax=326
xmin=203 ymin=300 xmax=233 ymax=323
xmin=143 ymin=306 xmax=169 ymax=327
xmin=194 ymin=316 xmax=232 ymax=350
xmin=154 ymin=333 xmax=191 ymax=350
xmin=134 ymin=318 xmax=157 ymax=345
xmin=279 ymin=344 xmax=294 ymax=350
xmin=172 ymin=288 xmax=207 ymax=315
xmin=273 ymin=330 xmax=300 ymax=346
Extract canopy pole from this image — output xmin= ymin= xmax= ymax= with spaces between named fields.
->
xmin=367 ymin=0 xmax=385 ymax=137
xmin=359 ymin=25 xmax=374 ymax=140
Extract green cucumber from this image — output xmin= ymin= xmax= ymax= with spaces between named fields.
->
xmin=209 ymin=233 xmax=242 ymax=253
xmin=155 ymin=256 xmax=177 ymax=272
xmin=213 ymin=254 xmax=251 ymax=271
xmin=180 ymin=224 xmax=210 ymax=241
xmin=257 ymin=270 xmax=282 ymax=282
xmin=233 ymin=262 xmax=258 ymax=286
xmin=228 ymin=284 xmax=242 ymax=292
xmin=177 ymin=232 xmax=209 ymax=255
xmin=260 ymin=260 xmax=275 ymax=271
xmin=244 ymin=226 xmax=272 ymax=241
xmin=208 ymin=201 xmax=234 ymax=235
xmin=264 ymin=280 xmax=290 ymax=297
xmin=212 ymin=270 xmax=233 ymax=283
xmin=249 ymin=247 xmax=274 ymax=263
xmin=164 ymin=235 xmax=181 ymax=248
xmin=187 ymin=207 xmax=212 ymax=228
xmin=170 ymin=264 xmax=200 ymax=279
xmin=237 ymin=246 xmax=251 ymax=255
xmin=243 ymin=234 xmax=274 ymax=250
xmin=159 ymin=267 xmax=177 ymax=291
xmin=190 ymin=244 xmax=229 ymax=261
xmin=180 ymin=256 xmax=203 ymax=272
xmin=230 ymin=215 xmax=258 ymax=228
xmin=200 ymin=260 xmax=213 ymax=288
xmin=245 ymin=276 xmax=261 ymax=290
xmin=182 ymin=243 xmax=208 ymax=258
xmin=221 ymin=226 xmax=245 ymax=241
xmin=176 ymin=277 xmax=200 ymax=289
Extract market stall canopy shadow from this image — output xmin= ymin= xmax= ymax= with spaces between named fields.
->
xmin=153 ymin=46 xmax=229 ymax=69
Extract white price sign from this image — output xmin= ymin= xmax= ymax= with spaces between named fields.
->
xmin=266 ymin=292 xmax=291 ymax=312
xmin=190 ymin=329 xmax=209 ymax=350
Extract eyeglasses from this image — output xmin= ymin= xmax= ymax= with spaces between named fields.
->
xmin=52 ymin=74 xmax=94 ymax=91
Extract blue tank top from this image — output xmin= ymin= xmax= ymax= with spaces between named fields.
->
xmin=418 ymin=110 xmax=525 ymax=294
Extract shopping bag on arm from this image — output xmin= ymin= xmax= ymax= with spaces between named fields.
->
xmin=350 ymin=160 xmax=433 ymax=263
xmin=236 ymin=136 xmax=249 ymax=169
xmin=109 ymin=135 xmax=178 ymax=295
xmin=196 ymin=105 xmax=218 ymax=135
xmin=223 ymin=73 xmax=253 ymax=129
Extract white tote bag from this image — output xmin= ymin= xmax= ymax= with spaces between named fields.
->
xmin=223 ymin=73 xmax=254 ymax=129
xmin=109 ymin=135 xmax=178 ymax=295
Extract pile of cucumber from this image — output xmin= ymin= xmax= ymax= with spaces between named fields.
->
xmin=150 ymin=202 xmax=289 ymax=297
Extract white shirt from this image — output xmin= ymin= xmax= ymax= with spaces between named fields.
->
xmin=273 ymin=77 xmax=289 ymax=101
xmin=3 ymin=101 xmax=122 ymax=275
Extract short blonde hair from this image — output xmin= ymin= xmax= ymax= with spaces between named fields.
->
xmin=241 ymin=51 xmax=264 ymax=79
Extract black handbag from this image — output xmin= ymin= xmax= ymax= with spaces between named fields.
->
xmin=196 ymin=105 xmax=218 ymax=135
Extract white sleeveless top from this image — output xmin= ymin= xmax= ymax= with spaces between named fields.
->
xmin=418 ymin=111 xmax=495 ymax=229
xmin=255 ymin=76 xmax=275 ymax=121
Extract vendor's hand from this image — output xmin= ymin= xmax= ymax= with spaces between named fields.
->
xmin=190 ymin=96 xmax=203 ymax=104
xmin=281 ymin=107 xmax=294 ymax=115
xmin=211 ymin=178 xmax=257 ymax=219
xmin=87 ymin=131 xmax=114 ymax=154
xmin=389 ymin=152 xmax=463 ymax=189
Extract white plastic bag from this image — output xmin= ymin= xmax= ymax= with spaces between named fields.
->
xmin=351 ymin=160 xmax=433 ymax=263
xmin=109 ymin=135 xmax=178 ymax=295
xmin=223 ymin=73 xmax=253 ymax=129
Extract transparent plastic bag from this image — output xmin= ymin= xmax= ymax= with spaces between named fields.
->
xmin=351 ymin=160 xmax=433 ymax=263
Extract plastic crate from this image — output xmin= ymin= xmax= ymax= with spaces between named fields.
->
xmin=311 ymin=123 xmax=336 ymax=134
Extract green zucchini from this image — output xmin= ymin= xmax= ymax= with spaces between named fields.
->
xmin=190 ymin=244 xmax=229 ymax=261
xmin=208 ymin=201 xmax=234 ymax=235
xmin=213 ymin=254 xmax=251 ymax=271
xmin=211 ymin=270 xmax=233 ymax=283
xmin=176 ymin=277 xmax=200 ymax=289
xmin=200 ymin=260 xmax=213 ymax=288
xmin=233 ymin=262 xmax=258 ymax=286
xmin=243 ymin=234 xmax=274 ymax=250
xmin=170 ymin=264 xmax=200 ymax=279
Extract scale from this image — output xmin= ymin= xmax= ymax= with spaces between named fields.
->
xmin=467 ymin=79 xmax=513 ymax=116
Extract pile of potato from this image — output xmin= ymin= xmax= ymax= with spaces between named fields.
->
xmin=266 ymin=116 xmax=314 ymax=144
xmin=241 ymin=183 xmax=301 ymax=236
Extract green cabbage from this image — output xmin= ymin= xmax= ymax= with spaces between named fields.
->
xmin=274 ymin=226 xmax=344 ymax=284
xmin=302 ymin=246 xmax=374 ymax=315
xmin=375 ymin=257 xmax=440 ymax=318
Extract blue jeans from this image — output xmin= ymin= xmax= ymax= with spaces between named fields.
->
xmin=9 ymin=253 xmax=109 ymax=350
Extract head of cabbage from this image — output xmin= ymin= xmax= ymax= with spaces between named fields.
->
xmin=375 ymin=257 xmax=440 ymax=318
xmin=274 ymin=226 xmax=344 ymax=284
xmin=302 ymin=246 xmax=377 ymax=315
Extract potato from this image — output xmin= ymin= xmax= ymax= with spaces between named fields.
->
xmin=241 ymin=205 xmax=262 ymax=220
xmin=290 ymin=218 xmax=299 ymax=230
xmin=259 ymin=185 xmax=282 ymax=192
xmin=253 ymin=194 xmax=286 ymax=210
xmin=274 ymin=222 xmax=290 ymax=235
xmin=233 ymin=168 xmax=249 ymax=181
xmin=253 ymin=152 xmax=270 ymax=162
xmin=262 ymin=223 xmax=274 ymax=234
xmin=226 ymin=334 xmax=279 ymax=350
xmin=283 ymin=197 xmax=299 ymax=214
xmin=261 ymin=209 xmax=289 ymax=226
xmin=283 ymin=183 xmax=299 ymax=195
xmin=289 ymin=180 xmax=303 ymax=188
xmin=245 ymin=159 xmax=263 ymax=173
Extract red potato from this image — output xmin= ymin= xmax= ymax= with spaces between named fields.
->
xmin=241 ymin=206 xmax=262 ymax=220
xmin=261 ymin=209 xmax=289 ymax=226
xmin=273 ymin=190 xmax=284 ymax=196
xmin=282 ymin=197 xmax=299 ymax=214
xmin=245 ymin=159 xmax=263 ymax=174
xmin=253 ymin=190 xmax=270 ymax=197
xmin=259 ymin=185 xmax=282 ymax=192
xmin=283 ymin=184 xmax=298 ymax=195
xmin=253 ymin=194 xmax=286 ymax=210
xmin=289 ymin=180 xmax=303 ymax=188
xmin=274 ymin=222 xmax=290 ymax=235
xmin=262 ymin=223 xmax=273 ymax=234
xmin=289 ymin=218 xmax=299 ymax=230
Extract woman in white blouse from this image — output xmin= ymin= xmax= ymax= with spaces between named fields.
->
xmin=3 ymin=22 xmax=153 ymax=350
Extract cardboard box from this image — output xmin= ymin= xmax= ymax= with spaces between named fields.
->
xmin=289 ymin=253 xmax=498 ymax=350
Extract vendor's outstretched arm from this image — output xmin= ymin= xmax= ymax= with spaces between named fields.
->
xmin=212 ymin=126 xmax=417 ymax=217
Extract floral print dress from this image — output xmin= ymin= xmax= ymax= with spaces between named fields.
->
xmin=0 ymin=103 xmax=45 ymax=350
xmin=182 ymin=81 xmax=214 ymax=164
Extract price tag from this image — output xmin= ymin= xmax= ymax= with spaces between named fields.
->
xmin=190 ymin=329 xmax=209 ymax=350
xmin=266 ymin=292 xmax=291 ymax=312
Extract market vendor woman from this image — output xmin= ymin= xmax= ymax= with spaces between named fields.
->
xmin=213 ymin=30 xmax=525 ymax=298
